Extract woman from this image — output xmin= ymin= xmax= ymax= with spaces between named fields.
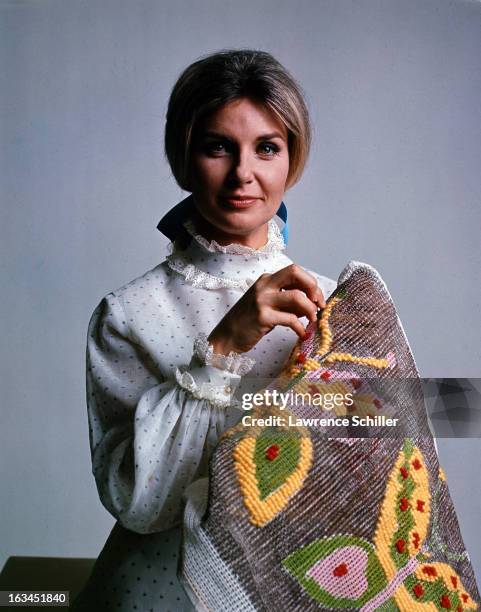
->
xmin=73 ymin=49 xmax=337 ymax=611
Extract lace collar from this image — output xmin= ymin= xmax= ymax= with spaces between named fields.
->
xmin=165 ymin=216 xmax=291 ymax=290
xmin=182 ymin=216 xmax=285 ymax=256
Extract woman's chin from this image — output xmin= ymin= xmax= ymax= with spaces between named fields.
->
xmin=193 ymin=205 xmax=272 ymax=245
xmin=198 ymin=216 xmax=267 ymax=247
xmin=217 ymin=214 xmax=267 ymax=236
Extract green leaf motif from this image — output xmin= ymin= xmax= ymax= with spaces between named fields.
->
xmin=254 ymin=432 xmax=301 ymax=500
xmin=282 ymin=535 xmax=388 ymax=608
xmin=402 ymin=572 xmax=464 ymax=610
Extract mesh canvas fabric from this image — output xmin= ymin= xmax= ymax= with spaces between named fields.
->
xmin=180 ymin=261 xmax=480 ymax=611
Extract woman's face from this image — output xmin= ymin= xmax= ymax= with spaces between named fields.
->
xmin=189 ymin=97 xmax=290 ymax=248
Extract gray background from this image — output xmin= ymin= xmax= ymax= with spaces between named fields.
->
xmin=1 ymin=0 xmax=480 ymax=587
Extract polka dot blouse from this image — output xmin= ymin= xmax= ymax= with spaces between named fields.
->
xmin=86 ymin=216 xmax=337 ymax=535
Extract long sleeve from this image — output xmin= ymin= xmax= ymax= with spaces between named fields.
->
xmin=86 ymin=292 xmax=254 ymax=534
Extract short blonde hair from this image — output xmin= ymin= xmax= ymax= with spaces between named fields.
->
xmin=164 ymin=49 xmax=311 ymax=191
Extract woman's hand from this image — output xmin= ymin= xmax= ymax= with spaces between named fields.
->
xmin=207 ymin=264 xmax=326 ymax=355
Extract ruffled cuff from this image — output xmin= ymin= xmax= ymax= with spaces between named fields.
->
xmin=175 ymin=356 xmax=243 ymax=408
xmin=174 ymin=333 xmax=255 ymax=409
xmin=193 ymin=332 xmax=255 ymax=376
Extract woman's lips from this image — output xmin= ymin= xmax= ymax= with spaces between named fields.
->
xmin=221 ymin=197 xmax=260 ymax=208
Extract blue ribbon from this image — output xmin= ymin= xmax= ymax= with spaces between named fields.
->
xmin=276 ymin=200 xmax=288 ymax=245
xmin=157 ymin=194 xmax=288 ymax=245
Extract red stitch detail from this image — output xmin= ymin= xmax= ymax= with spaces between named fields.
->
xmin=296 ymin=353 xmax=306 ymax=364
xmin=450 ymin=576 xmax=458 ymax=589
xmin=320 ymin=370 xmax=331 ymax=381
xmin=412 ymin=457 xmax=422 ymax=470
xmin=440 ymin=594 xmax=451 ymax=609
xmin=457 ymin=606 xmax=463 ymax=612
xmin=373 ymin=398 xmax=382 ymax=409
xmin=399 ymin=497 xmax=409 ymax=511
xmin=422 ymin=566 xmax=437 ymax=577
xmin=413 ymin=584 xmax=424 ymax=598
xmin=395 ymin=539 xmax=406 ymax=553
xmin=351 ymin=378 xmax=362 ymax=389
xmin=412 ymin=532 xmax=420 ymax=549
xmin=265 ymin=444 xmax=280 ymax=461
xmin=417 ymin=499 xmax=425 ymax=512
xmin=333 ymin=563 xmax=348 ymax=577
xmin=461 ymin=594 xmax=469 ymax=603
xmin=400 ymin=466 xmax=409 ymax=479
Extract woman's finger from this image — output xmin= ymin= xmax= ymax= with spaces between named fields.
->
xmin=270 ymin=310 xmax=308 ymax=339
xmin=269 ymin=264 xmax=326 ymax=307
xmin=270 ymin=289 xmax=319 ymax=322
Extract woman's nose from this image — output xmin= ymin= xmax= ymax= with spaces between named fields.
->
xmin=230 ymin=151 xmax=254 ymax=183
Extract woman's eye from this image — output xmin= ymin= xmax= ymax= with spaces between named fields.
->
xmin=205 ymin=142 xmax=228 ymax=154
xmin=258 ymin=143 xmax=279 ymax=156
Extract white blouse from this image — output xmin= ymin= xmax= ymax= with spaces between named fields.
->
xmin=86 ymin=215 xmax=337 ymax=535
